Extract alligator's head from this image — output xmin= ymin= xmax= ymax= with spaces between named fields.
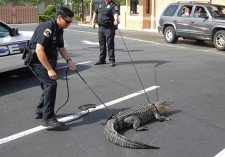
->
xmin=154 ymin=100 xmax=172 ymax=114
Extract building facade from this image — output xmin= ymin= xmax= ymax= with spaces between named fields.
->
xmin=120 ymin=0 xmax=225 ymax=31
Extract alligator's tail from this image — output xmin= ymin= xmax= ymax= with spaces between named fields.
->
xmin=104 ymin=119 xmax=160 ymax=149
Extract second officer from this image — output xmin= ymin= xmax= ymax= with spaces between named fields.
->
xmin=92 ymin=0 xmax=119 ymax=67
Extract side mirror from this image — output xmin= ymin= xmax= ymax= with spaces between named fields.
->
xmin=10 ymin=28 xmax=18 ymax=36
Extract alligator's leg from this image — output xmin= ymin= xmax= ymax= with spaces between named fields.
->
xmin=153 ymin=111 xmax=171 ymax=122
xmin=124 ymin=116 xmax=148 ymax=131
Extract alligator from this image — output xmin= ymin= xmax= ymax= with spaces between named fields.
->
xmin=104 ymin=100 xmax=172 ymax=149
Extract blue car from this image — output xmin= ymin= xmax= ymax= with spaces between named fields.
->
xmin=0 ymin=20 xmax=33 ymax=73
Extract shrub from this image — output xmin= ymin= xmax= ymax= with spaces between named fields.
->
xmin=39 ymin=5 xmax=56 ymax=22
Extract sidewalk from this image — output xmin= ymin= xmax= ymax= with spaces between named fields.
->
xmin=76 ymin=22 xmax=158 ymax=33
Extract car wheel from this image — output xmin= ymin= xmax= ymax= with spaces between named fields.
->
xmin=214 ymin=30 xmax=225 ymax=51
xmin=164 ymin=26 xmax=178 ymax=43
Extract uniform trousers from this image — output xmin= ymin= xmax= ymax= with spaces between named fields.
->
xmin=98 ymin=26 xmax=115 ymax=62
xmin=29 ymin=63 xmax=57 ymax=121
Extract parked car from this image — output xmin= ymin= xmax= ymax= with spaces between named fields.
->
xmin=0 ymin=20 xmax=33 ymax=73
xmin=158 ymin=2 xmax=225 ymax=51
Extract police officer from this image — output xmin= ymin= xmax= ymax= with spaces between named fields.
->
xmin=28 ymin=7 xmax=76 ymax=129
xmin=92 ymin=0 xmax=119 ymax=66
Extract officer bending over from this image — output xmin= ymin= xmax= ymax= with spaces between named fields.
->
xmin=28 ymin=7 xmax=76 ymax=129
xmin=92 ymin=0 xmax=119 ymax=67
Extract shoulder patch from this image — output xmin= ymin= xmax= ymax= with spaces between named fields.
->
xmin=43 ymin=28 xmax=52 ymax=37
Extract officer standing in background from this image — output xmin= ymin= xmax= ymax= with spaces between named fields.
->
xmin=92 ymin=0 xmax=119 ymax=67
xmin=28 ymin=7 xmax=76 ymax=130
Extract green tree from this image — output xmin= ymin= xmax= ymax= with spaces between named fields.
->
xmin=10 ymin=0 xmax=30 ymax=6
xmin=0 ymin=0 xmax=10 ymax=6
xmin=116 ymin=0 xmax=126 ymax=5
xmin=39 ymin=4 xmax=56 ymax=21
xmin=29 ymin=0 xmax=43 ymax=6
xmin=51 ymin=0 xmax=64 ymax=8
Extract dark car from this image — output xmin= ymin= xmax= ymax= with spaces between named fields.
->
xmin=158 ymin=2 xmax=225 ymax=51
xmin=0 ymin=20 xmax=33 ymax=73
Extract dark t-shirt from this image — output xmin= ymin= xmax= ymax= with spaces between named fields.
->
xmin=95 ymin=1 xmax=119 ymax=27
xmin=29 ymin=19 xmax=64 ymax=62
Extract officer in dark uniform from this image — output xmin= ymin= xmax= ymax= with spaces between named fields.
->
xmin=28 ymin=7 xmax=76 ymax=129
xmin=92 ymin=0 xmax=119 ymax=66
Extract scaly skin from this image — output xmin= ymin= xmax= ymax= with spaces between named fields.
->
xmin=104 ymin=100 xmax=172 ymax=149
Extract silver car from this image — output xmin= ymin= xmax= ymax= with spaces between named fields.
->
xmin=0 ymin=20 xmax=33 ymax=73
xmin=158 ymin=2 xmax=225 ymax=51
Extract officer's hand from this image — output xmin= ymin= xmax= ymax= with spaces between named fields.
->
xmin=68 ymin=59 xmax=76 ymax=71
xmin=48 ymin=69 xmax=57 ymax=80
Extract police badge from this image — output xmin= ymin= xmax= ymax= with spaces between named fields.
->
xmin=43 ymin=28 xmax=52 ymax=37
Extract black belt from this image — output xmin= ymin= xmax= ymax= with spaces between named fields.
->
xmin=99 ymin=24 xmax=114 ymax=29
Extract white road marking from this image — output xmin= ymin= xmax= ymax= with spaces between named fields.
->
xmin=65 ymin=27 xmax=223 ymax=156
xmin=67 ymin=29 xmax=213 ymax=53
xmin=56 ymin=61 xmax=92 ymax=70
xmin=214 ymin=148 xmax=225 ymax=157
xmin=81 ymin=40 xmax=99 ymax=45
xmin=0 ymin=86 xmax=159 ymax=145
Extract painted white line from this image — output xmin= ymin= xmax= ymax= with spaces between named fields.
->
xmin=56 ymin=61 xmax=92 ymax=70
xmin=81 ymin=40 xmax=99 ymax=45
xmin=67 ymin=29 xmax=211 ymax=53
xmin=0 ymin=86 xmax=159 ymax=145
xmin=214 ymin=148 xmax=225 ymax=157
xmin=88 ymin=86 xmax=159 ymax=112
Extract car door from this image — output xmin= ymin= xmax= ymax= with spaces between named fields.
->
xmin=189 ymin=6 xmax=211 ymax=40
xmin=0 ymin=21 xmax=32 ymax=73
xmin=174 ymin=5 xmax=193 ymax=38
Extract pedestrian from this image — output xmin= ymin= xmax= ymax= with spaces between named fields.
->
xmin=28 ymin=7 xmax=76 ymax=129
xmin=91 ymin=0 xmax=119 ymax=67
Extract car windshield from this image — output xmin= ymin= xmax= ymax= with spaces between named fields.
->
xmin=207 ymin=5 xmax=225 ymax=18
xmin=0 ymin=26 xmax=10 ymax=37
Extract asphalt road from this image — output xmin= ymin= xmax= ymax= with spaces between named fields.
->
xmin=1 ymin=23 xmax=225 ymax=157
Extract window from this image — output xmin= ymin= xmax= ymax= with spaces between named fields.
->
xmin=163 ymin=5 xmax=179 ymax=16
xmin=146 ymin=0 xmax=150 ymax=14
xmin=193 ymin=6 xmax=207 ymax=18
xmin=130 ymin=0 xmax=139 ymax=14
xmin=0 ymin=26 xmax=9 ymax=37
xmin=207 ymin=5 xmax=225 ymax=17
xmin=178 ymin=5 xmax=193 ymax=17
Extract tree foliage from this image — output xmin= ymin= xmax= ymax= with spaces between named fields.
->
xmin=0 ymin=0 xmax=10 ymax=6
xmin=39 ymin=4 xmax=56 ymax=21
xmin=0 ymin=0 xmax=44 ymax=6
xmin=29 ymin=0 xmax=43 ymax=6
xmin=116 ymin=0 xmax=126 ymax=5
xmin=51 ymin=0 xmax=64 ymax=8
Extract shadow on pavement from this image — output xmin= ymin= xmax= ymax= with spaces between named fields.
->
xmin=59 ymin=107 xmax=129 ymax=128
xmin=116 ymin=60 xmax=170 ymax=67
xmin=0 ymin=63 xmax=91 ymax=97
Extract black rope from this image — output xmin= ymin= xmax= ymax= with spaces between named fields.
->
xmin=55 ymin=67 xmax=110 ymax=118
xmin=154 ymin=66 xmax=159 ymax=101
xmin=117 ymin=28 xmax=151 ymax=104
xmin=74 ymin=69 xmax=109 ymax=110
xmin=55 ymin=67 xmax=70 ymax=115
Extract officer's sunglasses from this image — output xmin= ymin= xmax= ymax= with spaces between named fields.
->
xmin=62 ymin=17 xmax=72 ymax=24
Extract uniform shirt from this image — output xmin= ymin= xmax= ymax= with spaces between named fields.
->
xmin=95 ymin=0 xmax=119 ymax=27
xmin=29 ymin=19 xmax=64 ymax=61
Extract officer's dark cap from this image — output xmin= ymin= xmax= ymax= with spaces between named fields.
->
xmin=57 ymin=7 xmax=74 ymax=18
